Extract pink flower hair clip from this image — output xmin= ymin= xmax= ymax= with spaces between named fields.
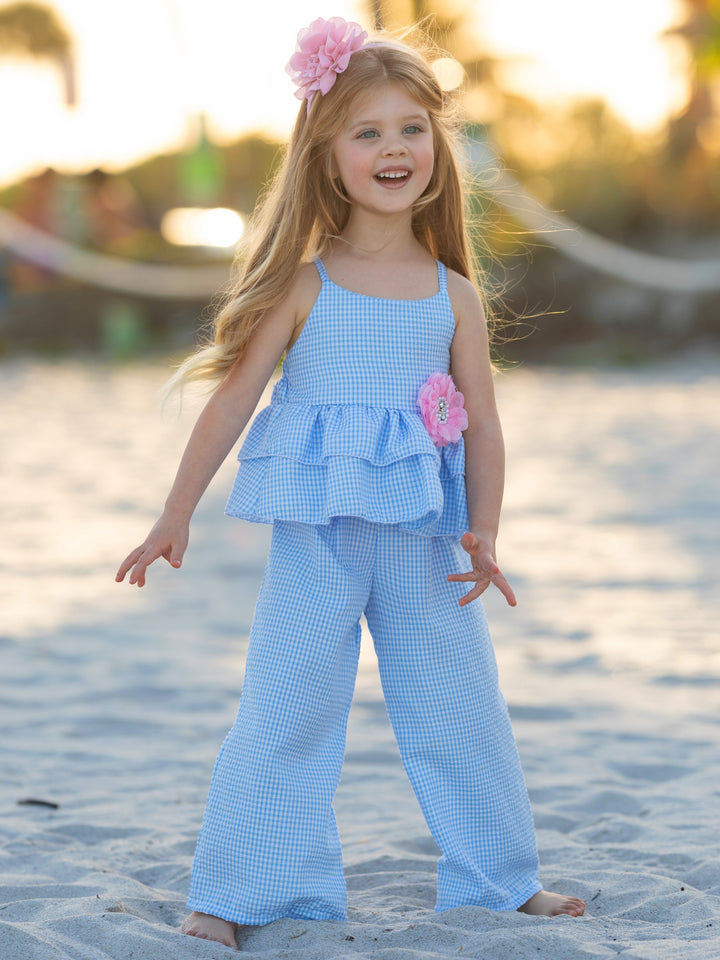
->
xmin=418 ymin=373 xmax=468 ymax=448
xmin=286 ymin=16 xmax=368 ymax=114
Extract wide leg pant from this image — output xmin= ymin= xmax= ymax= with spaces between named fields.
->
xmin=187 ymin=518 xmax=541 ymax=925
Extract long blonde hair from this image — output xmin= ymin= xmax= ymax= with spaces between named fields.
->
xmin=167 ymin=31 xmax=482 ymax=394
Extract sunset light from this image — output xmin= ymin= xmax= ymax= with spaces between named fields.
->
xmin=477 ymin=0 xmax=687 ymax=132
xmin=0 ymin=0 xmax=687 ymax=187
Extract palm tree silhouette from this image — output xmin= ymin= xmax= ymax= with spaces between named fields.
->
xmin=664 ymin=0 xmax=720 ymax=161
xmin=0 ymin=2 xmax=75 ymax=105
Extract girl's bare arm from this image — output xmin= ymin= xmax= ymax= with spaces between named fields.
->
xmin=116 ymin=286 xmax=306 ymax=588
xmin=446 ymin=272 xmax=516 ymax=608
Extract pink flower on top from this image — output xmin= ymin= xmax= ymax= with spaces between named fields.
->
xmin=418 ymin=373 xmax=468 ymax=447
xmin=286 ymin=17 xmax=368 ymax=113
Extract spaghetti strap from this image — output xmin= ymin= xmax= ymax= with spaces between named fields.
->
xmin=436 ymin=260 xmax=447 ymax=292
xmin=314 ymin=258 xmax=330 ymax=283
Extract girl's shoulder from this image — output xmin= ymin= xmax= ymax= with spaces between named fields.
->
xmin=290 ymin=261 xmax=323 ymax=312
xmin=445 ymin=268 xmax=486 ymax=329
xmin=277 ymin=261 xmax=322 ymax=329
xmin=282 ymin=261 xmax=323 ymax=352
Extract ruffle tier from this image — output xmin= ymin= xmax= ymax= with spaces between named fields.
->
xmin=225 ymin=400 xmax=468 ymax=538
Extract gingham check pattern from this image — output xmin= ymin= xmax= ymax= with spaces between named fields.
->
xmin=187 ymin=519 xmax=541 ymax=925
xmin=225 ymin=259 xmax=468 ymax=537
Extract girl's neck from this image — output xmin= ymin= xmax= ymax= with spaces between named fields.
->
xmin=335 ymin=209 xmax=418 ymax=261
xmin=324 ymin=212 xmax=438 ymax=300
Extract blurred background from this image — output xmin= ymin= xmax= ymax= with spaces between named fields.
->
xmin=2 ymin=14 xmax=719 ymax=955
xmin=1 ymin=0 xmax=718 ymax=362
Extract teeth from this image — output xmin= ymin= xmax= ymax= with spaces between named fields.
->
xmin=377 ymin=171 xmax=408 ymax=179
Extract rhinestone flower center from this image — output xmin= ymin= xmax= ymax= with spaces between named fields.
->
xmin=437 ymin=397 xmax=449 ymax=423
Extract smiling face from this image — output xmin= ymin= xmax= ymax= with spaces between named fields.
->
xmin=330 ymin=81 xmax=435 ymax=219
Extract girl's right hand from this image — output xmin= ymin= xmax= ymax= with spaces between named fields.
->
xmin=115 ymin=514 xmax=189 ymax=588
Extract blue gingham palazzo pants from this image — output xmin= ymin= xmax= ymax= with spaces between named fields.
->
xmin=187 ymin=518 xmax=541 ymax=925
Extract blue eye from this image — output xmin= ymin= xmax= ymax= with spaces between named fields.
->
xmin=357 ymin=129 xmax=378 ymax=139
xmin=404 ymin=124 xmax=423 ymax=134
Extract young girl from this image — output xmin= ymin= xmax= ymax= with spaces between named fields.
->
xmin=117 ymin=17 xmax=585 ymax=950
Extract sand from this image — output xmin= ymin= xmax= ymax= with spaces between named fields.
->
xmin=1 ymin=353 xmax=719 ymax=959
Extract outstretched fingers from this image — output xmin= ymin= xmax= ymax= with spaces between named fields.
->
xmin=447 ymin=532 xmax=517 ymax=607
xmin=115 ymin=540 xmax=183 ymax=587
xmin=116 ymin=516 xmax=189 ymax=587
xmin=484 ymin=566 xmax=517 ymax=607
xmin=116 ymin=544 xmax=160 ymax=587
xmin=451 ymin=571 xmax=516 ymax=608
xmin=115 ymin=547 xmax=144 ymax=584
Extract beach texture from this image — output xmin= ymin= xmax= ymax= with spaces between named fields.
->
xmin=1 ymin=355 xmax=719 ymax=959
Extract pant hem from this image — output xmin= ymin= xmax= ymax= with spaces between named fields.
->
xmin=434 ymin=878 xmax=543 ymax=914
xmin=186 ymin=900 xmax=348 ymax=927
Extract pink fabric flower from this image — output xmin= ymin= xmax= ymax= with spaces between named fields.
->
xmin=286 ymin=17 xmax=368 ymax=113
xmin=418 ymin=373 xmax=468 ymax=447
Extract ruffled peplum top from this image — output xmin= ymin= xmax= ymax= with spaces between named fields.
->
xmin=225 ymin=259 xmax=469 ymax=538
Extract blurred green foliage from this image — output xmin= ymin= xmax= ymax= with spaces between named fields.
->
xmin=120 ymin=132 xmax=281 ymax=229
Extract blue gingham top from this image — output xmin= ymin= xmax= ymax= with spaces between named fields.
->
xmin=225 ymin=258 xmax=468 ymax=537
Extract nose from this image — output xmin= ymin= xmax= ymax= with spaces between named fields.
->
xmin=381 ymin=138 xmax=408 ymax=157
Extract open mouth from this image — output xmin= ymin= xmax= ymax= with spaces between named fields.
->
xmin=374 ymin=170 xmax=411 ymax=184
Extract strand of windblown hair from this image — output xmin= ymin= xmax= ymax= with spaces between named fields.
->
xmin=463 ymin=137 xmax=720 ymax=294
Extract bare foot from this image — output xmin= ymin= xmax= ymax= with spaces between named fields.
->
xmin=518 ymin=890 xmax=586 ymax=918
xmin=181 ymin=911 xmax=239 ymax=950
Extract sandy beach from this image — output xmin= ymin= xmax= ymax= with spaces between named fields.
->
xmin=1 ymin=353 xmax=719 ymax=959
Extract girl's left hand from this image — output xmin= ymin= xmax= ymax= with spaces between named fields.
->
xmin=447 ymin=532 xmax=517 ymax=607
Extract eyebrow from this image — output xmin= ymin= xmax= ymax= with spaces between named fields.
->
xmin=347 ymin=113 xmax=429 ymax=129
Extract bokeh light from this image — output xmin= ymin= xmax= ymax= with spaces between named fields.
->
xmin=431 ymin=56 xmax=465 ymax=92
xmin=160 ymin=207 xmax=244 ymax=248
